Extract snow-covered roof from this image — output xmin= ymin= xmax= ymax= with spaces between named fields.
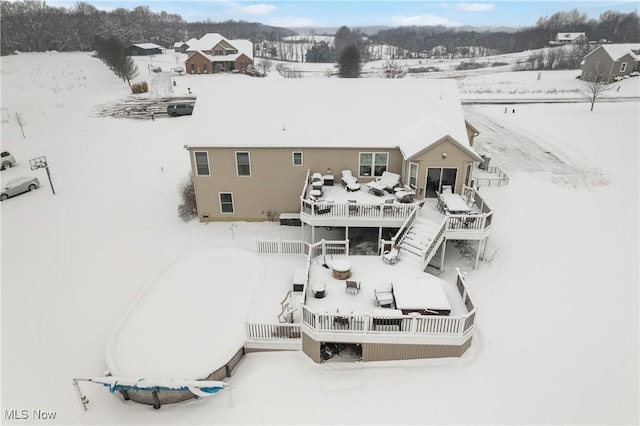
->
xmin=595 ymin=43 xmax=640 ymax=61
xmin=556 ymin=32 xmax=586 ymax=41
xmin=187 ymin=33 xmax=225 ymax=52
xmin=131 ymin=43 xmax=163 ymax=50
xmin=188 ymin=78 xmax=480 ymax=161
xmin=190 ymin=50 xmax=250 ymax=63
xmin=186 ymin=33 xmax=253 ymax=58
xmin=174 ymin=41 xmax=187 ymax=48
xmin=229 ymin=39 xmax=254 ymax=60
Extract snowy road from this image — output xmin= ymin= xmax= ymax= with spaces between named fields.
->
xmin=464 ymin=104 xmax=609 ymax=188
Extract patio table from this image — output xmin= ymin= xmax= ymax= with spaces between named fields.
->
xmin=441 ymin=193 xmax=471 ymax=214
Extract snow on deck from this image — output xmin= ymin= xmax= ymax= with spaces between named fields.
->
xmin=304 ymin=256 xmax=467 ymax=316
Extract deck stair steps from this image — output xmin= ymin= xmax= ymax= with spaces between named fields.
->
xmin=397 ymin=217 xmax=446 ymax=270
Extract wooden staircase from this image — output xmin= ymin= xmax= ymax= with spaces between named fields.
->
xmin=397 ymin=216 xmax=447 ymax=270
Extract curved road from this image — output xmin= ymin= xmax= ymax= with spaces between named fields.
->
xmin=463 ymin=104 xmax=608 ymax=188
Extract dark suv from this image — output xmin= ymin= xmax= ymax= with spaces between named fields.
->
xmin=167 ymin=103 xmax=194 ymax=117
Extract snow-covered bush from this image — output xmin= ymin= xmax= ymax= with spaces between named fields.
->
xmin=130 ymin=81 xmax=148 ymax=94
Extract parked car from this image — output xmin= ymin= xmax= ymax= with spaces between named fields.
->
xmin=1 ymin=151 xmax=16 ymax=170
xmin=167 ymin=103 xmax=194 ymax=117
xmin=1 ymin=176 xmax=40 ymax=201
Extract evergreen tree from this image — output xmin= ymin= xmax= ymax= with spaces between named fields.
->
xmin=338 ymin=45 xmax=361 ymax=78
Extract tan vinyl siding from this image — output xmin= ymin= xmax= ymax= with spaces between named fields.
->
xmin=301 ymin=332 xmax=322 ymax=363
xmin=190 ymin=146 xmax=403 ymax=221
xmin=406 ymin=137 xmax=476 ymax=195
xmin=361 ymin=337 xmax=472 ymax=362
xmin=581 ymin=47 xmax=612 ymax=82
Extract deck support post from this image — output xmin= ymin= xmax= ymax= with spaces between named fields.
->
xmin=440 ymin=239 xmax=446 ymax=271
xmin=474 ymin=239 xmax=481 ymax=269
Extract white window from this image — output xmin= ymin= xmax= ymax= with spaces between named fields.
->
xmin=620 ymin=62 xmax=628 ymax=72
xmin=408 ymin=162 xmax=418 ymax=189
xmin=194 ymin=151 xmax=210 ymax=176
xmin=359 ymin=152 xmax=388 ymax=177
xmin=292 ymin=151 xmax=303 ymax=166
xmin=235 ymin=151 xmax=251 ymax=176
xmin=219 ymin=193 xmax=234 ymax=214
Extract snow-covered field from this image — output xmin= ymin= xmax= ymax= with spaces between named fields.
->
xmin=1 ymin=51 xmax=638 ymax=424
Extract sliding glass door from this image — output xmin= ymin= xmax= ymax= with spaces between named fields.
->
xmin=425 ymin=167 xmax=458 ymax=198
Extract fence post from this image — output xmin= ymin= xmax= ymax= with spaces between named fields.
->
xmin=321 ymin=239 xmax=326 ymax=257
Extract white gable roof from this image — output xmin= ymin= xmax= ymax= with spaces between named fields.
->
xmin=599 ymin=43 xmax=640 ymax=61
xmin=556 ymin=32 xmax=586 ymax=41
xmin=187 ymin=33 xmax=225 ymax=52
xmin=229 ymin=39 xmax=254 ymax=60
xmin=132 ymin=43 xmax=163 ymax=50
xmin=187 ymin=78 xmax=480 ymax=161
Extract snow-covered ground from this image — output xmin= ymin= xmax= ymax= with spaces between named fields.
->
xmin=1 ymin=51 xmax=638 ymax=424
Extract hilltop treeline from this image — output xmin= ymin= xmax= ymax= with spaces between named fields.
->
xmin=0 ymin=0 xmax=294 ymax=55
xmin=372 ymin=9 xmax=640 ymax=56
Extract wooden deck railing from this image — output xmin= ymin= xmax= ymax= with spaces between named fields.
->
xmin=446 ymin=186 xmax=493 ymax=234
xmin=246 ymin=323 xmax=301 ymax=339
xmin=300 ymin=199 xmax=414 ymax=222
xmin=256 ymin=239 xmax=306 ymax=255
xmin=301 ymin=270 xmax=476 ymax=338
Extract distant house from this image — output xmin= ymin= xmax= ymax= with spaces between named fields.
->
xmin=184 ymin=33 xmax=253 ymax=74
xmin=581 ymin=44 xmax=640 ymax=82
xmin=125 ymin=43 xmax=163 ymax=56
xmin=173 ymin=42 xmax=189 ymax=53
xmin=551 ymin=32 xmax=588 ymax=45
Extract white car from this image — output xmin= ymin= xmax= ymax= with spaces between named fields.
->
xmin=1 ymin=176 xmax=40 ymax=201
xmin=1 ymin=151 xmax=16 ymax=170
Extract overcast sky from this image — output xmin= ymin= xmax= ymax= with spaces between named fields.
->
xmin=60 ymin=0 xmax=639 ymax=28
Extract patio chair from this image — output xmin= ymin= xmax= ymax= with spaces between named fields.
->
xmin=382 ymin=247 xmax=399 ymax=265
xmin=374 ymin=289 xmax=395 ymax=308
xmin=341 ymin=170 xmax=361 ymax=192
xmin=345 ymin=280 xmax=361 ymax=295
xmin=394 ymin=185 xmax=416 ymax=203
xmin=372 ymin=171 xmax=401 ymax=192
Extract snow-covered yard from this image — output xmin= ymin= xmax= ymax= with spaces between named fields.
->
xmin=1 ymin=51 xmax=638 ymax=424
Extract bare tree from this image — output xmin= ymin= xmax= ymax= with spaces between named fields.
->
xmin=13 ymin=112 xmax=27 ymax=138
xmin=380 ymin=59 xmax=407 ymax=78
xmin=256 ymin=58 xmax=273 ymax=75
xmin=580 ymin=78 xmax=614 ymax=111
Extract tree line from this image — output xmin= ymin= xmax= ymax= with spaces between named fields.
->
xmin=372 ymin=9 xmax=639 ymax=57
xmin=0 ymin=0 xmax=294 ymax=55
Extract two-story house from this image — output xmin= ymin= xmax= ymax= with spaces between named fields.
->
xmin=184 ymin=33 xmax=254 ymax=74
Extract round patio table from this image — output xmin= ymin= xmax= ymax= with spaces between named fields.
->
xmin=332 ymin=259 xmax=352 ymax=280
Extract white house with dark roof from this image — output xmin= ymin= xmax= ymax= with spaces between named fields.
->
xmin=551 ymin=32 xmax=588 ymax=45
xmin=184 ymin=33 xmax=254 ymax=74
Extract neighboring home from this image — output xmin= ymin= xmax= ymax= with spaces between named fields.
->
xmin=173 ymin=41 xmax=189 ymax=53
xmin=551 ymin=32 xmax=588 ymax=45
xmin=184 ymin=33 xmax=253 ymax=74
xmin=581 ymin=43 xmax=640 ymax=82
xmin=125 ymin=43 xmax=163 ymax=56
xmin=184 ymin=78 xmax=492 ymax=365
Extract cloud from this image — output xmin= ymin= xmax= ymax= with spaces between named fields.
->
xmin=239 ymin=3 xmax=276 ymax=15
xmin=390 ymin=14 xmax=462 ymax=27
xmin=455 ymin=3 xmax=495 ymax=12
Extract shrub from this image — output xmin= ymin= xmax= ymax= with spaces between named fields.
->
xmin=455 ymin=61 xmax=487 ymax=71
xmin=177 ymin=174 xmax=198 ymax=222
xmin=130 ymin=81 xmax=148 ymax=94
